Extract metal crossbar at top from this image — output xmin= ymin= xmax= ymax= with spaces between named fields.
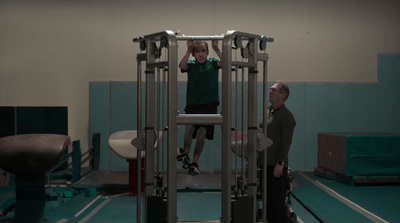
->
xmin=133 ymin=31 xmax=274 ymax=46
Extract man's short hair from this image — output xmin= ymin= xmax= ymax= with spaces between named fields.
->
xmin=276 ymin=81 xmax=290 ymax=101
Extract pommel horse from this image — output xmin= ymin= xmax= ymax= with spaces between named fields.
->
xmin=0 ymin=134 xmax=71 ymax=223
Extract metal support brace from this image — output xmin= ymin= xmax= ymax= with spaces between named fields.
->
xmin=176 ymin=114 xmax=223 ymax=125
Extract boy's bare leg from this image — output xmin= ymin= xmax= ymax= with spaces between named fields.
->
xmin=192 ymin=127 xmax=206 ymax=163
xmin=189 ymin=127 xmax=206 ymax=176
xmin=180 ymin=125 xmax=195 ymax=169
xmin=183 ymin=125 xmax=195 ymax=153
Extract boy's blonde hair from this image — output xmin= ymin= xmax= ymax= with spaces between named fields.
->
xmin=193 ymin=41 xmax=209 ymax=52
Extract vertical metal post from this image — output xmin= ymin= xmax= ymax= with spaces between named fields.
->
xmin=137 ymin=59 xmax=142 ymax=223
xmin=262 ymin=57 xmax=269 ymax=223
xmin=162 ymin=67 xmax=167 ymax=175
xmin=156 ymin=67 xmax=161 ymax=172
xmin=241 ymin=67 xmax=245 ymax=182
xmin=222 ymin=31 xmax=234 ymax=223
xmin=247 ymin=38 xmax=259 ymax=223
xmin=234 ymin=66 xmax=239 ymax=190
xmin=145 ymin=39 xmax=156 ymax=223
xmin=166 ymin=31 xmax=178 ymax=223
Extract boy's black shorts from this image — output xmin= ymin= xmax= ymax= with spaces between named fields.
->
xmin=185 ymin=101 xmax=219 ymax=140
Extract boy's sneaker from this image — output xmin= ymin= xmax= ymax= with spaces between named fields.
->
xmin=188 ymin=162 xmax=200 ymax=176
xmin=177 ymin=148 xmax=191 ymax=169
xmin=177 ymin=148 xmax=186 ymax=162
xmin=182 ymin=156 xmax=191 ymax=169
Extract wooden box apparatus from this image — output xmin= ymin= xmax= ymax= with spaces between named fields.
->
xmin=315 ymin=132 xmax=400 ymax=185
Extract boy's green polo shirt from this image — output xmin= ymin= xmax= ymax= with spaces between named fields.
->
xmin=183 ymin=58 xmax=220 ymax=105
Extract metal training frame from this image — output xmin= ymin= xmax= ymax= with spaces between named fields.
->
xmin=133 ymin=30 xmax=273 ymax=223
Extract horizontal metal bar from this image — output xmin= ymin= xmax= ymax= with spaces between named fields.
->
xmin=231 ymin=61 xmax=257 ymax=68
xmin=147 ymin=61 xmax=169 ymax=68
xmin=223 ymin=30 xmax=267 ymax=41
xmin=133 ymin=30 xmax=174 ymax=42
xmin=176 ymin=114 xmax=223 ymax=125
xmin=176 ymin=35 xmax=224 ymax=41
xmin=133 ymin=30 xmax=274 ymax=43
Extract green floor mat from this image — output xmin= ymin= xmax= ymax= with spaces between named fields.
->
xmin=292 ymin=172 xmax=377 ymax=223
xmin=317 ymin=176 xmax=399 ymax=223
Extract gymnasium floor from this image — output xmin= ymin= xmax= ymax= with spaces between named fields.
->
xmin=1 ymin=171 xmax=399 ymax=223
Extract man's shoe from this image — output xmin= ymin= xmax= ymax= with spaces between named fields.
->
xmin=188 ymin=162 xmax=200 ymax=176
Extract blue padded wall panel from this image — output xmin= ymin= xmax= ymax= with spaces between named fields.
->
xmin=378 ymin=54 xmax=400 ymax=133
xmin=353 ymin=84 xmax=378 ymax=132
xmin=110 ymin=82 xmax=137 ymax=133
xmin=329 ymin=84 xmax=355 ymax=132
xmin=110 ymin=82 xmax=138 ymax=171
xmin=89 ymin=82 xmax=111 ymax=171
xmin=304 ymin=84 xmax=330 ymax=170
xmin=286 ymin=83 xmax=306 ymax=171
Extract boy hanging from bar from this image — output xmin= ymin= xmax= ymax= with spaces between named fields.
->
xmin=178 ymin=39 xmax=222 ymax=176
